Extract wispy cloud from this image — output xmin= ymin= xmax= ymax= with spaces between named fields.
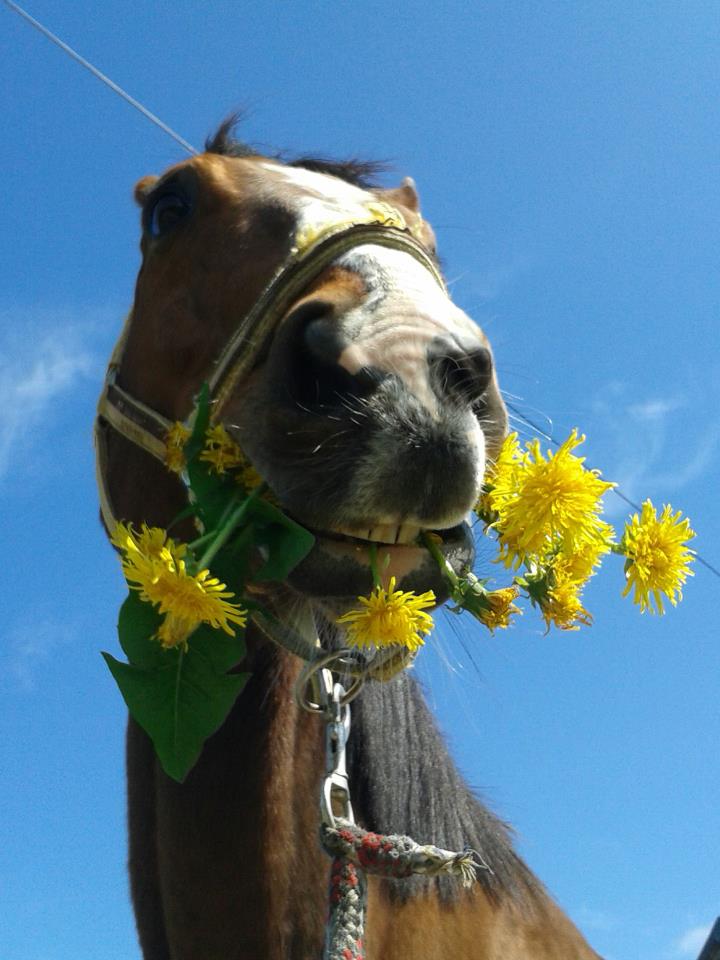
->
xmin=447 ymin=250 xmax=534 ymax=307
xmin=574 ymin=905 xmax=619 ymax=933
xmin=589 ymin=381 xmax=720 ymax=516
xmin=673 ymin=923 xmax=712 ymax=957
xmin=0 ymin=308 xmax=105 ymax=478
xmin=3 ymin=618 xmax=76 ymax=692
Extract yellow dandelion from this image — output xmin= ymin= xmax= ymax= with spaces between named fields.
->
xmin=549 ymin=522 xmax=615 ymax=586
xmin=111 ymin=521 xmax=186 ymax=578
xmin=475 ymin=433 xmax=524 ymax=523
xmin=200 ymin=424 xmax=243 ymax=475
xmin=156 ymin=614 xmax=196 ymax=651
xmin=540 ymin=577 xmax=592 ymax=632
xmin=112 ymin=522 xmax=247 ymax=646
xmin=236 ymin=461 xmax=264 ymax=494
xmin=620 ymin=500 xmax=695 ymax=614
xmin=164 ymin=422 xmax=191 ymax=474
xmin=490 ymin=430 xmax=614 ymax=568
xmin=142 ymin=561 xmax=246 ymax=632
xmin=337 ymin=577 xmax=436 ymax=652
xmin=474 ymin=488 xmax=495 ymax=524
xmin=477 ymin=587 xmax=522 ymax=632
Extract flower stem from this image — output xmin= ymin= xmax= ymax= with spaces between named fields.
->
xmin=197 ymin=485 xmax=265 ymax=569
xmin=421 ymin=532 xmax=459 ymax=587
xmin=187 ymin=530 xmax=218 ymax=552
xmin=368 ymin=543 xmax=381 ymax=588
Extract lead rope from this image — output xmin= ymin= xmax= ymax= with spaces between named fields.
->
xmin=296 ymin=655 xmax=485 ymax=960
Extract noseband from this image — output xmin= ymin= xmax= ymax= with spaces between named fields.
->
xmin=95 ymin=203 xmax=446 ymax=533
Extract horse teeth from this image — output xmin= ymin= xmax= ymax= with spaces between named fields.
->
xmin=332 ymin=524 xmax=373 ymax=541
xmin=396 ymin=523 xmax=421 ymax=544
xmin=368 ymin=524 xmax=399 ymax=544
xmin=328 ymin=523 xmax=424 ymax=545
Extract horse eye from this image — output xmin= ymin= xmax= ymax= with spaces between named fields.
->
xmin=146 ymin=192 xmax=190 ymax=237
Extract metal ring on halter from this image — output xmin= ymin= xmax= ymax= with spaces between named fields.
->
xmin=295 ymin=649 xmax=366 ymax=714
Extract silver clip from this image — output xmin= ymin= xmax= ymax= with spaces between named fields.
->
xmin=320 ymin=680 xmax=354 ymax=827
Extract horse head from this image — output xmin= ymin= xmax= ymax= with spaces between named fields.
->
xmin=99 ymin=125 xmax=507 ymax=612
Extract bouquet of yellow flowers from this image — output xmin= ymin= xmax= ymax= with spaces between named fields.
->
xmin=338 ymin=430 xmax=695 ymax=648
xmin=104 ymin=388 xmax=695 ymax=780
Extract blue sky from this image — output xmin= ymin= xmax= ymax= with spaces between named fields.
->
xmin=1 ymin=2 xmax=718 ymax=958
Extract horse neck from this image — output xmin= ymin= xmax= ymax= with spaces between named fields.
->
xmin=109 ymin=438 xmax=329 ymax=955
xmin=128 ymin=623 xmax=329 ymax=959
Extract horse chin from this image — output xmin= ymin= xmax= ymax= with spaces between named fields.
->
xmin=285 ymin=520 xmax=475 ymax=609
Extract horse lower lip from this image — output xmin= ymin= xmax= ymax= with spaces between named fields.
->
xmin=286 ymin=522 xmax=475 ymax=603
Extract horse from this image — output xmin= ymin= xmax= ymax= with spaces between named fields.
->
xmin=95 ymin=119 xmax=602 ymax=960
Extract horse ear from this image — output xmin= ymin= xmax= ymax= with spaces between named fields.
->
xmin=134 ymin=175 xmax=159 ymax=205
xmin=376 ymin=176 xmax=421 ymax=213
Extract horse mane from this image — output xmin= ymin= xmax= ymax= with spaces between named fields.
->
xmin=205 ymin=115 xmax=387 ymax=188
xmin=346 ymin=668 xmax=542 ymax=905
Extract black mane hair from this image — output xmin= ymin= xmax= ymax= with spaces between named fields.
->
xmin=346 ymin=666 xmax=542 ymax=905
xmin=205 ymin=114 xmax=387 ymax=189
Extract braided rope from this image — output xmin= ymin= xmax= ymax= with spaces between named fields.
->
xmin=320 ymin=818 xmax=479 ymax=960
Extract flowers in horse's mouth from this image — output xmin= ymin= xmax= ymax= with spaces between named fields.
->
xmin=106 ymin=384 xmax=698 ymax=783
xmin=620 ymin=500 xmax=696 ymax=614
xmin=486 ymin=430 xmax=615 ymax=569
xmin=540 ymin=576 xmax=592 ymax=632
xmin=111 ymin=521 xmax=247 ymax=649
xmin=475 ymin=587 xmax=522 ymax=632
xmin=453 ymin=430 xmax=696 ymax=633
xmin=337 ymin=577 xmax=436 ymax=652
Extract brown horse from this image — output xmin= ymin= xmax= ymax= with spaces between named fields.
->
xmin=95 ymin=120 xmax=602 ymax=960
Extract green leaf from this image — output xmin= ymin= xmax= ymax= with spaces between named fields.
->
xmin=245 ymin=498 xmax=315 ymax=581
xmin=186 ymin=458 xmax=241 ymax=530
xmin=187 ymin=622 xmax=247 ymax=674
xmin=210 ymin=523 xmax=257 ymax=594
xmin=118 ymin=592 xmax=166 ymax=669
xmin=102 ymin=626 xmax=249 ymax=782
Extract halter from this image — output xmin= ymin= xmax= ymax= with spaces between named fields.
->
xmin=95 ymin=201 xmax=446 ymax=680
xmin=95 ymin=203 xmax=446 ymax=534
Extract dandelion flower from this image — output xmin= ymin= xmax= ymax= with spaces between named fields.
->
xmin=337 ymin=577 xmax=436 ymax=652
xmin=236 ymin=461 xmax=264 ymax=494
xmin=164 ymin=422 xmax=191 ymax=474
xmin=112 ymin=522 xmax=247 ymax=648
xmin=477 ymin=587 xmax=521 ymax=632
xmin=550 ymin=523 xmax=615 ymax=585
xmin=540 ymin=576 xmax=592 ymax=632
xmin=200 ymin=424 xmax=243 ymax=475
xmin=477 ymin=433 xmax=523 ymax=521
xmin=490 ymin=430 xmax=614 ymax=568
xmin=156 ymin=614 xmax=197 ymax=651
xmin=620 ymin=500 xmax=695 ymax=614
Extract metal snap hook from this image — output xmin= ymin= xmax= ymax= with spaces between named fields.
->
xmin=294 ymin=648 xmax=365 ymax=714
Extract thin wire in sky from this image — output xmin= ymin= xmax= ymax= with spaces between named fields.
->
xmin=2 ymin=0 xmax=198 ymax=155
xmin=5 ymin=0 xmax=716 ymax=586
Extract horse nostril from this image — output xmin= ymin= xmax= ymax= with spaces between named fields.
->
xmin=428 ymin=336 xmax=493 ymax=405
xmin=294 ymin=308 xmax=385 ymax=407
xmin=303 ymin=312 xmax=346 ymax=367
